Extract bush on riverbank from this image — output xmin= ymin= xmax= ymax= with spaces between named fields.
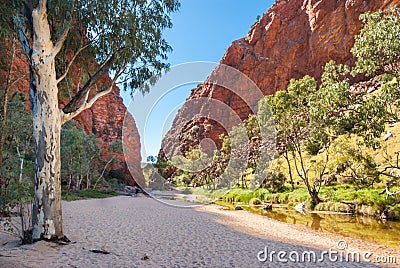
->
xmin=219 ymin=185 xmax=399 ymax=219
xmin=314 ymin=202 xmax=353 ymax=213
xmin=249 ymin=197 xmax=262 ymax=206
xmin=62 ymin=189 xmax=119 ymax=201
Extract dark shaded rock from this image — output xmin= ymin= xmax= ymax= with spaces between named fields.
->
xmin=141 ymin=254 xmax=150 ymax=261
xmin=263 ymin=204 xmax=273 ymax=211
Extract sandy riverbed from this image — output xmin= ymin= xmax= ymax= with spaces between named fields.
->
xmin=0 ymin=196 xmax=399 ymax=267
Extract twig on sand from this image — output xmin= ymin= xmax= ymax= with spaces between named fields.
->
xmin=0 ymin=253 xmax=16 ymax=257
xmin=89 ymin=249 xmax=121 ymax=256
xmin=90 ymin=249 xmax=110 ymax=254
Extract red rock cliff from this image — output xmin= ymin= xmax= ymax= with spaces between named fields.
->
xmin=73 ymin=83 xmax=144 ymax=187
xmin=160 ymin=0 xmax=400 ymax=162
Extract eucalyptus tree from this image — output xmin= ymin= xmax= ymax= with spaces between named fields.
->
xmin=266 ymin=76 xmax=325 ymax=205
xmin=259 ymin=97 xmax=294 ymax=190
xmin=0 ymin=92 xmax=34 ymax=244
xmin=61 ymin=121 xmax=100 ymax=191
xmin=351 ymin=8 xmax=400 ymax=198
xmin=351 ymin=8 xmax=400 ymax=135
xmin=309 ymin=9 xmax=400 ymax=197
xmin=0 ymin=0 xmax=26 ymax=196
xmin=6 ymin=0 xmax=179 ymax=241
xmin=351 ymin=8 xmax=400 ymax=77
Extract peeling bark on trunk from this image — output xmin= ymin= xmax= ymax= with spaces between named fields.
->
xmin=31 ymin=3 xmax=63 ymax=241
xmin=27 ymin=0 xmax=117 ymax=241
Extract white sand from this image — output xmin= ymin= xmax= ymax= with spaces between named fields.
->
xmin=0 ymin=196 xmax=398 ymax=267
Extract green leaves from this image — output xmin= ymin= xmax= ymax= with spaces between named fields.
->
xmin=69 ymin=0 xmax=180 ymax=92
xmin=60 ymin=121 xmax=101 ymax=180
xmin=6 ymin=0 xmax=180 ymax=96
xmin=265 ymin=75 xmax=317 ymax=153
xmin=352 ymin=8 xmax=400 ymax=77
xmin=309 ymin=61 xmax=350 ymax=132
xmin=0 ymin=0 xmax=24 ymax=39
xmin=329 ymin=138 xmax=380 ymax=187
xmin=262 ymin=8 xmax=400 ymax=197
xmin=0 ymin=93 xmax=33 ymax=180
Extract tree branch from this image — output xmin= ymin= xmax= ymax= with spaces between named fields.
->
xmin=62 ymin=47 xmax=127 ymax=113
xmin=56 ymin=43 xmax=91 ymax=84
xmin=3 ymin=37 xmax=16 ymax=123
xmin=8 ymin=74 xmax=28 ymax=89
xmin=33 ymin=0 xmax=48 ymax=23
xmin=93 ymin=156 xmax=115 ymax=190
xmin=61 ymin=68 xmax=123 ymax=124
xmin=39 ymin=0 xmax=47 ymax=13
xmin=52 ymin=26 xmax=70 ymax=58
xmin=61 ymin=89 xmax=90 ymax=124
xmin=379 ymin=176 xmax=400 ymax=198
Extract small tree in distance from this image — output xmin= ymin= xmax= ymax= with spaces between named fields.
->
xmin=61 ymin=121 xmax=101 ymax=191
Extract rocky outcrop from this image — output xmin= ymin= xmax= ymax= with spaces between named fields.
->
xmin=0 ymin=40 xmax=143 ymax=186
xmin=160 ymin=0 xmax=400 ymax=161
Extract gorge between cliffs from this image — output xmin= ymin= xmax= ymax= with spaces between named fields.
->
xmin=1 ymin=0 xmax=400 ymax=267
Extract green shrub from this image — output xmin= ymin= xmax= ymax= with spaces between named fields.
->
xmin=174 ymin=174 xmax=192 ymax=187
xmin=62 ymin=189 xmax=118 ymax=201
xmin=221 ymin=188 xmax=255 ymax=204
xmin=0 ymin=178 xmax=34 ymax=244
xmin=391 ymin=205 xmax=400 ymax=220
xmin=259 ymin=172 xmax=286 ymax=193
xmin=305 ymin=132 xmax=329 ymax=155
xmin=249 ymin=197 xmax=262 ymax=206
xmin=252 ymin=188 xmax=270 ymax=201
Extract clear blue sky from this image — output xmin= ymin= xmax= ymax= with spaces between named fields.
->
xmin=123 ymin=1 xmax=274 ymax=160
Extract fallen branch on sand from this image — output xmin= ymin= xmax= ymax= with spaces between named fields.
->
xmin=90 ymin=249 xmax=110 ymax=255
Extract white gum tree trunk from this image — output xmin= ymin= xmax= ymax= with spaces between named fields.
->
xmin=31 ymin=2 xmax=63 ymax=240
xmin=28 ymin=0 xmax=119 ymax=241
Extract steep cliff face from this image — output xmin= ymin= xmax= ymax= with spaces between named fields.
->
xmin=0 ymin=41 xmax=144 ymax=186
xmin=73 ymin=83 xmax=144 ymax=187
xmin=160 ymin=0 xmax=400 ymax=160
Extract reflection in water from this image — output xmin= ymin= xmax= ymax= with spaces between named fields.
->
xmin=243 ymin=206 xmax=400 ymax=250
